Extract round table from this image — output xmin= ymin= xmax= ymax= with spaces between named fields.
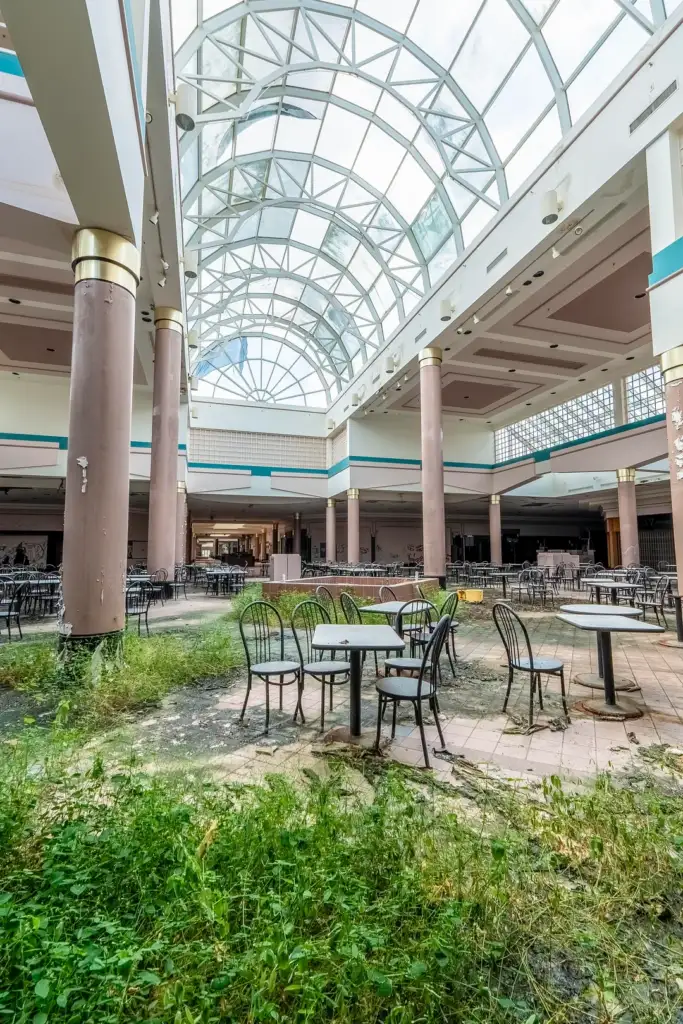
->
xmin=560 ymin=604 xmax=643 ymax=691
xmin=557 ymin=612 xmax=664 ymax=719
xmin=585 ymin=579 xmax=640 ymax=605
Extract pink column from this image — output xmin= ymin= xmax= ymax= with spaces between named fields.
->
xmin=175 ymin=483 xmax=188 ymax=565
xmin=347 ymin=489 xmax=360 ymax=563
xmin=489 ymin=494 xmax=502 ymax=565
xmin=616 ymin=469 xmax=640 ymax=566
xmin=293 ymin=512 xmax=301 ymax=555
xmin=62 ymin=228 xmax=139 ymax=644
xmin=147 ymin=308 xmax=183 ymax=576
xmin=419 ymin=347 xmax=446 ymax=584
xmin=326 ymin=499 xmax=336 ymax=563
xmin=663 ymin=348 xmax=683 ymax=590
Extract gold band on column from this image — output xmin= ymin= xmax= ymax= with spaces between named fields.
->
xmin=347 ymin=488 xmax=360 ymax=500
xmin=294 ymin=512 xmax=301 ymax=520
xmin=155 ymin=307 xmax=184 ymax=334
xmin=490 ymin=494 xmax=500 ymax=505
xmin=71 ymin=228 xmax=140 ymax=296
xmin=661 ymin=346 xmax=683 ymax=385
xmin=327 ymin=498 xmax=336 ymax=508
xmin=617 ymin=468 xmax=636 ymax=483
xmin=419 ymin=346 xmax=442 ymax=367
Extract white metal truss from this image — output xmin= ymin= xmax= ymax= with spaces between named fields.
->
xmin=175 ymin=0 xmax=664 ymax=407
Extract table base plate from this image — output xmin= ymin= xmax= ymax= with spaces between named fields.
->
xmin=658 ymin=638 xmax=683 ymax=649
xmin=574 ymin=696 xmax=643 ymax=720
xmin=573 ymin=673 xmax=639 ymax=692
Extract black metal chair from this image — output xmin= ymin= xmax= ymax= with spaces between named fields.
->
xmin=493 ymin=601 xmax=569 ymax=728
xmin=379 ymin=585 xmax=398 ymax=601
xmin=125 ymin=584 xmax=152 ymax=636
xmin=315 ymin=584 xmax=337 ymax=622
xmin=168 ymin=566 xmax=188 ymax=600
xmin=0 ymin=581 xmax=27 ymax=641
xmin=340 ymin=591 xmax=379 ymax=674
xmin=636 ymin=575 xmax=669 ymax=627
xmin=149 ymin=568 xmax=167 ymax=605
xmin=238 ymin=601 xmax=303 ymax=733
xmin=291 ymin=600 xmax=349 ymax=731
xmin=374 ymin=616 xmax=450 ymax=768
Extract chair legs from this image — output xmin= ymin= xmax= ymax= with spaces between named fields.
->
xmin=430 ymin=697 xmax=446 ymax=749
xmin=558 ymin=667 xmax=570 ymax=723
xmin=502 ymin=667 xmax=514 ymax=712
xmin=415 ymin=700 xmax=430 ymax=769
xmin=374 ymin=696 xmax=384 ymax=752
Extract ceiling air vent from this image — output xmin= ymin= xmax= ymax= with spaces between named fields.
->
xmin=487 ymin=248 xmax=508 ymax=274
xmin=629 ymin=80 xmax=677 ymax=135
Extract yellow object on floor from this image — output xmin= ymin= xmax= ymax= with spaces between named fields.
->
xmin=457 ymin=588 xmax=483 ymax=603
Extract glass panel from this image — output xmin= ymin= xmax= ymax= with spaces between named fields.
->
xmin=484 ymin=46 xmax=554 ymax=161
xmin=504 ymin=106 xmax=562 ymax=194
xmin=428 ymin=233 xmax=458 ymax=284
xmin=625 ymin=365 xmax=665 ymax=421
xmin=567 ymin=15 xmax=649 ymax=122
xmin=495 ymin=386 xmax=615 ymax=461
xmin=412 ymin=191 xmax=451 ymax=259
xmin=406 ymin=0 xmax=484 ymax=68
xmin=451 ymin=0 xmax=529 ymax=110
xmin=542 ymin=0 xmax=619 ymax=79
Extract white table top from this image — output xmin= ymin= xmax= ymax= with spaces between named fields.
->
xmin=361 ymin=601 xmax=430 ymax=615
xmin=312 ymin=624 xmax=405 ymax=652
xmin=558 ymin=613 xmax=664 ymax=633
xmin=560 ymin=604 xmax=642 ymax=617
xmin=585 ymin=580 xmax=640 ymax=590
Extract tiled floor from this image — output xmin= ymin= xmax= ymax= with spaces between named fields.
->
xmin=106 ymin=589 xmax=683 ymax=787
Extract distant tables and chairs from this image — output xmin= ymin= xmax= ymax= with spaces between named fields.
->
xmin=585 ymin=579 xmax=640 ymax=606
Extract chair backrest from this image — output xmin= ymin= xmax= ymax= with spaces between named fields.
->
xmin=150 ymin=568 xmax=168 ymax=582
xmin=415 ymin=616 xmax=451 ymax=698
xmin=291 ymin=599 xmax=330 ymax=665
xmin=174 ymin=566 xmax=188 ymax=582
xmin=239 ymin=601 xmax=284 ymax=670
xmin=126 ymin=584 xmax=152 ymax=616
xmin=492 ymin=602 xmax=534 ymax=672
xmin=653 ymin=575 xmax=670 ymax=604
xmin=440 ymin=591 xmax=459 ymax=619
xmin=340 ymin=591 xmax=362 ymax=625
xmin=379 ymin=585 xmax=398 ymax=601
xmin=315 ymin=584 xmax=337 ymax=622
xmin=394 ymin=599 xmax=436 ymax=635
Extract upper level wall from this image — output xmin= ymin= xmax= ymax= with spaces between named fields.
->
xmin=348 ymin=413 xmax=494 ymax=464
xmin=191 ymin=397 xmax=326 ymax=437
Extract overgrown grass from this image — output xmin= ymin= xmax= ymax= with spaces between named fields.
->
xmin=1 ymin=746 xmax=683 ymax=1023
xmin=0 ymin=621 xmax=242 ymax=733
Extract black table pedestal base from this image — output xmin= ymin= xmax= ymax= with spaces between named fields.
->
xmin=573 ymin=673 xmax=639 ymax=692
xmin=577 ymin=696 xmax=643 ymax=720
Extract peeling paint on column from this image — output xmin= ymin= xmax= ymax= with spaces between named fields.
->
xmin=76 ymin=455 xmax=88 ymax=492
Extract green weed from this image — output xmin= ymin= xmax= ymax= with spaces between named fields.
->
xmin=0 ymin=751 xmax=682 ymax=1023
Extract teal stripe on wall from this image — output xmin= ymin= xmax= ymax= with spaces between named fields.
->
xmin=650 ymin=237 xmax=683 ymax=287
xmin=0 ymin=51 xmax=23 ymax=77
xmin=0 ymin=433 xmax=187 ymax=453
xmin=188 ymin=461 xmax=327 ymax=476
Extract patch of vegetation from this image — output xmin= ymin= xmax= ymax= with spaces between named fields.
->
xmin=1 ymin=745 xmax=683 ymax=1023
xmin=0 ymin=622 xmax=243 ymax=733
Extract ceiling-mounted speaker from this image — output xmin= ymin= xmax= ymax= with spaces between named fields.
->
xmin=439 ymin=298 xmax=453 ymax=321
xmin=184 ymin=249 xmax=198 ymax=279
xmin=541 ymin=189 xmax=563 ymax=225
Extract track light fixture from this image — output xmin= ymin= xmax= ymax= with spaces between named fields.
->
xmin=149 ymin=210 xmax=159 ymax=226
xmin=541 ymin=189 xmax=563 ymax=225
xmin=171 ymin=83 xmax=196 ymax=131
xmin=184 ymin=249 xmax=198 ymax=279
xmin=439 ymin=298 xmax=454 ymax=321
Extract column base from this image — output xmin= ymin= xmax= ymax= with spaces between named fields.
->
xmin=573 ymin=673 xmax=639 ymax=692
xmin=58 ymin=630 xmax=124 ymax=661
xmin=574 ymin=696 xmax=643 ymax=720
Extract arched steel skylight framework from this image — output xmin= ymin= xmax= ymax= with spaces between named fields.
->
xmin=175 ymin=0 xmax=666 ymax=407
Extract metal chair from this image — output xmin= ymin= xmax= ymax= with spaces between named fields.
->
xmin=493 ymin=601 xmax=569 ymax=728
xmin=125 ymin=584 xmax=152 ymax=636
xmin=168 ymin=566 xmax=189 ymax=600
xmin=0 ymin=581 xmax=27 ymax=641
xmin=291 ymin=600 xmax=349 ymax=731
xmin=315 ymin=584 xmax=337 ymax=622
xmin=379 ymin=585 xmax=398 ymax=601
xmin=374 ymin=616 xmax=450 ymax=768
xmin=149 ymin=568 xmax=168 ymax=605
xmin=340 ymin=591 xmax=378 ymax=673
xmin=238 ymin=601 xmax=303 ymax=733
xmin=636 ymin=575 xmax=669 ymax=627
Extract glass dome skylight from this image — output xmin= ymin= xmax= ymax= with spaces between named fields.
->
xmin=175 ymin=0 xmax=666 ymax=408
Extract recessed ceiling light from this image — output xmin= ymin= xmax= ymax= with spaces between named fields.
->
xmin=12 ymin=372 xmax=19 ymax=377
xmin=46 ymin=347 xmax=55 ymax=353
xmin=459 ymin=418 xmax=464 ymax=421
xmin=601 ymin=368 xmax=608 ymax=372
xmin=463 ymin=329 xmax=472 ymax=335
xmin=463 ymin=395 xmax=469 ymax=399
xmin=486 ymin=420 xmax=491 ymax=423
xmin=549 ymin=343 xmax=558 ymax=349
xmin=523 ymin=279 xmax=532 ymax=286
xmin=533 ymin=270 xmax=544 ymax=278
xmin=525 ymin=402 xmax=532 ymax=406
xmin=550 ymin=391 xmax=556 ymax=395
xmin=578 ymin=377 xmax=586 ymax=382
xmin=508 ymin=368 xmax=516 ymax=373
xmin=444 ymin=346 xmax=451 ymax=351
xmin=635 ymin=292 xmax=646 ymax=299
xmin=8 ymin=298 xmax=20 ymax=305
xmin=626 ymin=356 xmax=634 ymax=361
